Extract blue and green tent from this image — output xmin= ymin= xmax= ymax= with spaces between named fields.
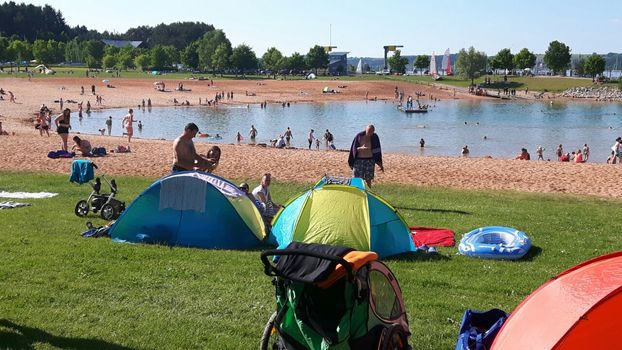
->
xmin=270 ymin=177 xmax=414 ymax=258
xmin=109 ymin=172 xmax=265 ymax=249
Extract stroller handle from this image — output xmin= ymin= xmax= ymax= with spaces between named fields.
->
xmin=261 ymin=249 xmax=354 ymax=283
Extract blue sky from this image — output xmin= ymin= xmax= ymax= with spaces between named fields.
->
xmin=27 ymin=0 xmax=622 ymax=57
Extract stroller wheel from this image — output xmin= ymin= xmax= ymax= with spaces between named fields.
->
xmin=259 ymin=311 xmax=279 ymax=350
xmin=100 ymin=203 xmax=117 ymax=220
xmin=75 ymin=200 xmax=89 ymax=217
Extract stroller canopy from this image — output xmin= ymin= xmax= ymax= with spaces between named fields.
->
xmin=110 ymin=172 xmax=265 ymax=249
xmin=270 ymin=177 xmax=414 ymax=258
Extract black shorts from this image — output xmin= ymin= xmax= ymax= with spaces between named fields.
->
xmin=57 ymin=126 xmax=69 ymax=134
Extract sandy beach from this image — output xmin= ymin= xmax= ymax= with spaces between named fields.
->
xmin=1 ymin=77 xmax=621 ymax=199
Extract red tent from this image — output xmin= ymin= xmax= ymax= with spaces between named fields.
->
xmin=492 ymin=251 xmax=622 ymax=349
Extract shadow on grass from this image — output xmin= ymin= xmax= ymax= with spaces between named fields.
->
xmin=394 ymin=206 xmax=471 ymax=215
xmin=385 ymin=250 xmax=451 ymax=262
xmin=520 ymin=245 xmax=543 ymax=261
xmin=0 ymin=319 xmax=134 ymax=350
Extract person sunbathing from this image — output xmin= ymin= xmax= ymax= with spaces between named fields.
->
xmin=72 ymin=136 xmax=92 ymax=156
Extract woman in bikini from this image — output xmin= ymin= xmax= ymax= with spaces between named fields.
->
xmin=54 ymin=108 xmax=71 ymax=150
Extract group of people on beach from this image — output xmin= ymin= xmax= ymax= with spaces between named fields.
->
xmin=173 ymin=121 xmax=384 ymax=189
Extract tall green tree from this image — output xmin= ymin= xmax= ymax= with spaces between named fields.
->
xmin=102 ymin=54 xmax=117 ymax=69
xmin=134 ymin=54 xmax=151 ymax=71
xmin=83 ymin=39 xmax=105 ymax=66
xmin=64 ymin=38 xmax=83 ymax=63
xmin=7 ymin=39 xmax=32 ymax=70
xmin=456 ymin=46 xmax=488 ymax=85
xmin=287 ymin=52 xmax=306 ymax=72
xmin=197 ymin=29 xmax=231 ymax=70
xmin=150 ymin=45 xmax=168 ymax=68
xmin=32 ymin=39 xmax=52 ymax=63
xmin=211 ymin=43 xmax=230 ymax=76
xmin=181 ymin=41 xmax=200 ymax=69
xmin=230 ymin=44 xmax=258 ymax=75
xmin=261 ymin=47 xmax=283 ymax=78
xmin=413 ymin=55 xmax=430 ymax=75
xmin=491 ymin=48 xmax=514 ymax=72
xmin=387 ymin=50 xmax=409 ymax=74
xmin=583 ymin=53 xmax=606 ymax=79
xmin=513 ymin=48 xmax=536 ymax=70
xmin=543 ymin=40 xmax=571 ymax=75
xmin=305 ymin=45 xmax=328 ymax=74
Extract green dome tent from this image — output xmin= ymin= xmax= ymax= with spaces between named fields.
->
xmin=269 ymin=177 xmax=414 ymax=258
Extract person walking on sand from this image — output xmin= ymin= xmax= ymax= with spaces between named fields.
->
xmin=172 ymin=122 xmax=216 ymax=173
xmin=348 ymin=125 xmax=384 ymax=188
xmin=284 ymin=127 xmax=293 ymax=147
xmin=122 ymin=108 xmax=135 ymax=143
xmin=54 ymin=108 xmax=72 ymax=151
xmin=249 ymin=125 xmax=258 ymax=143
xmin=307 ymin=129 xmax=315 ymax=149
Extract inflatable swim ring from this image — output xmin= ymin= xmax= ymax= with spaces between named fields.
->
xmin=458 ymin=226 xmax=531 ymax=260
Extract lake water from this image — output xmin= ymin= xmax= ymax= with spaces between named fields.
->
xmin=77 ymin=100 xmax=622 ymax=161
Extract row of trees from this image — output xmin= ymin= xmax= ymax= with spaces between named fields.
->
xmin=0 ymin=2 xmax=215 ymax=48
xmin=0 ymin=31 xmax=332 ymax=75
xmin=455 ymin=41 xmax=607 ymax=85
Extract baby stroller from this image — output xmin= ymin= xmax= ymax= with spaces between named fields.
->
xmin=260 ymin=242 xmax=411 ymax=350
xmin=71 ymin=160 xmax=125 ymax=220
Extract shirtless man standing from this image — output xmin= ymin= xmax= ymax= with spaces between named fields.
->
xmin=347 ymin=124 xmax=384 ymax=188
xmin=172 ymin=123 xmax=216 ymax=172
xmin=122 ymin=108 xmax=134 ymax=142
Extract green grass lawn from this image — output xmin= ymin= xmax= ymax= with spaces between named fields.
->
xmin=0 ymin=171 xmax=620 ymax=349
xmin=2 ymin=66 xmax=619 ymax=93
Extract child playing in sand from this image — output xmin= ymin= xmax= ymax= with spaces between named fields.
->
xmin=37 ymin=109 xmax=50 ymax=137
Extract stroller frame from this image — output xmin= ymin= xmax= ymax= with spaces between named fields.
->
xmin=74 ymin=163 xmax=125 ymax=220
xmin=259 ymin=242 xmax=411 ymax=350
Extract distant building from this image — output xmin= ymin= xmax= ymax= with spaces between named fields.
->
xmin=328 ymin=51 xmax=349 ymax=76
xmin=102 ymin=40 xmax=145 ymax=49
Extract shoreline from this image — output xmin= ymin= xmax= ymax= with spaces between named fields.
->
xmin=1 ymin=77 xmax=622 ymax=199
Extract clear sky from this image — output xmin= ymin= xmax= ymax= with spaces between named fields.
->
xmin=25 ymin=0 xmax=622 ymax=57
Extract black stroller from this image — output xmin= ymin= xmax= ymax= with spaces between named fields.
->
xmin=71 ymin=160 xmax=125 ymax=220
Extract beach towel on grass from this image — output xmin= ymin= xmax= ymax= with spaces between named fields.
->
xmin=410 ymin=227 xmax=455 ymax=248
xmin=0 ymin=191 xmax=58 ymax=199
xmin=70 ymin=160 xmax=95 ymax=184
xmin=0 ymin=201 xmax=32 ymax=209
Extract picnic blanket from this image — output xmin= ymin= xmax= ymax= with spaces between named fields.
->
xmin=410 ymin=227 xmax=456 ymax=248
xmin=0 ymin=191 xmax=58 ymax=199
xmin=0 ymin=201 xmax=32 ymax=209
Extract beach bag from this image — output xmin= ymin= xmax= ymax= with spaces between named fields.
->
xmin=455 ymin=308 xmax=507 ymax=350
xmin=92 ymin=147 xmax=107 ymax=156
